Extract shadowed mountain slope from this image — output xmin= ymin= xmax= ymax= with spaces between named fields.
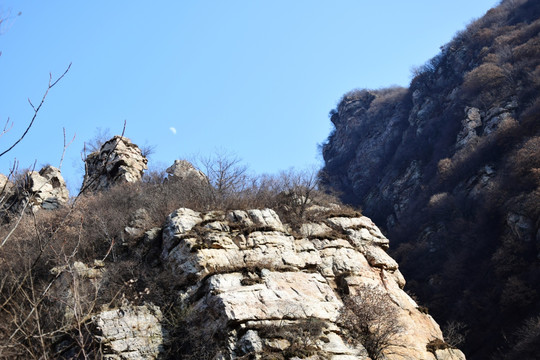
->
xmin=321 ymin=0 xmax=540 ymax=358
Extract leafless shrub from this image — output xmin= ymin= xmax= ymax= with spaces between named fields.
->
xmin=427 ymin=192 xmax=456 ymax=218
xmin=195 ymin=150 xmax=248 ymax=201
xmin=140 ymin=142 xmax=157 ymax=159
xmin=0 ymin=207 xmax=108 ymax=358
xmin=492 ymin=314 xmax=540 ymax=360
xmin=161 ymin=303 xmax=225 ymax=360
xmin=82 ymin=127 xmax=111 ymax=155
xmin=338 ymin=284 xmax=401 ymax=360
xmin=443 ymin=321 xmax=468 ymax=348
xmin=507 ymin=136 xmax=540 ymax=184
xmin=367 ymin=87 xmax=408 ymax=115
xmin=142 ymin=166 xmax=168 ymax=185
xmin=510 ymin=316 xmax=540 ymax=356
xmin=428 ymin=192 xmax=449 ymax=207
xmin=437 ymin=158 xmax=454 ymax=181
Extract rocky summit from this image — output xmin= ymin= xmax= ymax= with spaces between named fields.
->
xmin=82 ymin=135 xmax=148 ymax=192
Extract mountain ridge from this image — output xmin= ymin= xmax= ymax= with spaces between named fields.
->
xmin=321 ymin=0 xmax=540 ymax=358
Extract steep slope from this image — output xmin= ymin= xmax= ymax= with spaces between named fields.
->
xmin=321 ymin=0 xmax=540 ymax=358
xmin=156 ymin=207 xmax=463 ymax=359
xmin=0 ymin=138 xmax=465 ymax=359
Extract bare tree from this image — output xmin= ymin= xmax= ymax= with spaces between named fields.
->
xmin=82 ymin=127 xmax=112 ymax=156
xmin=196 ymin=150 xmax=248 ymax=199
xmin=443 ymin=321 xmax=468 ymax=348
xmin=275 ymin=166 xmax=320 ymax=220
xmin=338 ymin=284 xmax=402 ymax=360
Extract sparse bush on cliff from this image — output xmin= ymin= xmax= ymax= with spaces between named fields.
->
xmin=257 ymin=317 xmax=325 ymax=359
xmin=196 ymin=150 xmax=249 ymax=201
xmin=443 ymin=321 xmax=468 ymax=348
xmin=461 ymin=63 xmax=509 ymax=108
xmin=338 ymin=284 xmax=401 ymax=360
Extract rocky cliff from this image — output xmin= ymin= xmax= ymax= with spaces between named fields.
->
xmin=82 ymin=136 xmax=148 ymax=192
xmin=0 ymin=138 xmax=466 ymax=359
xmin=63 ymin=206 xmax=465 ymax=360
xmin=0 ymin=165 xmax=69 ymax=216
xmin=321 ymin=1 xmax=540 ymax=358
xmin=155 ymin=207 xmax=464 ymax=359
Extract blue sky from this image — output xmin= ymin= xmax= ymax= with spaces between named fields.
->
xmin=0 ymin=1 xmax=499 ymax=193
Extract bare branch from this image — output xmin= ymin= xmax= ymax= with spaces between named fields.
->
xmin=58 ymin=127 xmax=76 ymax=170
xmin=0 ymin=63 xmax=71 ymax=159
xmin=0 ymin=118 xmax=14 ymax=138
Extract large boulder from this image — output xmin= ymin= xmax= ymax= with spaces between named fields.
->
xmin=82 ymin=136 xmax=148 ymax=192
xmin=26 ymin=165 xmax=69 ymax=210
xmin=1 ymin=166 xmax=69 ymax=213
xmin=44 ymin=206 xmax=464 ymax=359
xmin=165 ymin=159 xmax=208 ymax=184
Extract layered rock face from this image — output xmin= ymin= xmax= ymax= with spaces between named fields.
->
xmin=156 ymin=207 xmax=464 ymax=359
xmin=321 ymin=1 xmax=540 ymax=358
xmin=54 ymin=206 xmax=467 ymax=359
xmin=82 ymin=136 xmax=148 ymax=192
xmin=93 ymin=305 xmax=166 ymax=360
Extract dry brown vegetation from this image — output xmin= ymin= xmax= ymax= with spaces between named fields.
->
xmin=0 ymin=157 xmax=345 ymax=358
xmin=338 ymin=284 xmax=401 ymax=360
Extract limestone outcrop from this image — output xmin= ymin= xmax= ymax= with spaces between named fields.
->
xmin=0 ymin=165 xmax=69 ymax=213
xmin=82 ymin=136 xmax=148 ymax=192
xmin=4 ymin=185 xmax=465 ymax=358
xmin=93 ymin=305 xmax=167 ymax=360
xmin=26 ymin=165 xmax=70 ymax=210
xmin=158 ymin=207 xmax=465 ymax=359
xmin=166 ymin=159 xmax=208 ymax=184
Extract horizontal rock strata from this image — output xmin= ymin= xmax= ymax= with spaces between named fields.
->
xmin=158 ymin=207 xmax=465 ymax=359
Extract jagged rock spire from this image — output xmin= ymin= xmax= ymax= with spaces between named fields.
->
xmin=81 ymin=136 xmax=148 ymax=192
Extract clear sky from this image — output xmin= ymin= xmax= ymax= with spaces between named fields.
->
xmin=0 ymin=0 xmax=499 ymax=193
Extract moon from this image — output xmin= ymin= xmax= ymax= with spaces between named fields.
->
xmin=169 ymin=127 xmax=177 ymax=135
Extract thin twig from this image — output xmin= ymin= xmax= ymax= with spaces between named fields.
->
xmin=0 ymin=189 xmax=30 ymax=248
xmin=7 ymin=272 xmax=61 ymax=342
xmin=59 ymin=127 xmax=76 ymax=170
xmin=0 ymin=63 xmax=71 ymax=159
xmin=0 ymin=118 xmax=14 ymax=138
